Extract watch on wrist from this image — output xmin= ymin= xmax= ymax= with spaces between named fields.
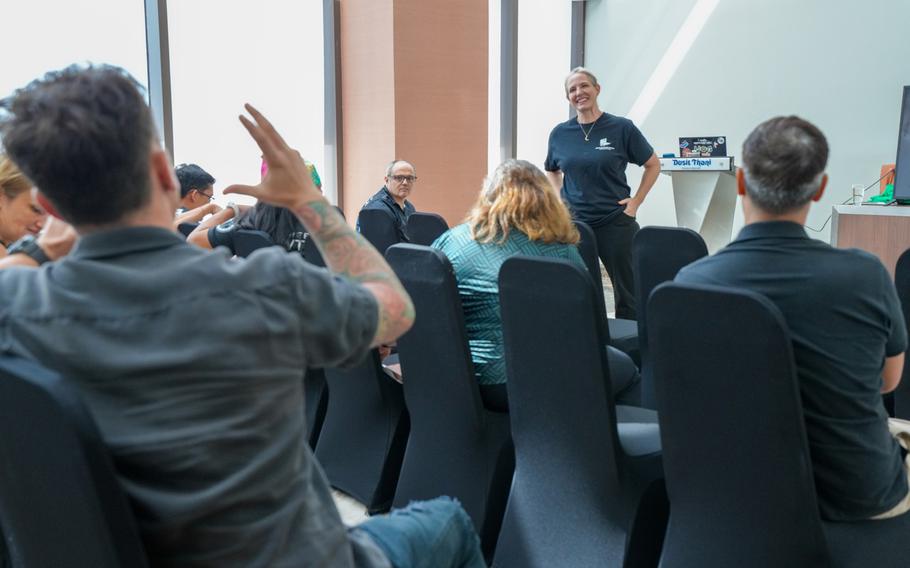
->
xmin=7 ymin=235 xmax=51 ymax=266
xmin=226 ymin=202 xmax=241 ymax=219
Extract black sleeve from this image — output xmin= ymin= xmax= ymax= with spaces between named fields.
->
xmin=208 ymin=222 xmax=237 ymax=250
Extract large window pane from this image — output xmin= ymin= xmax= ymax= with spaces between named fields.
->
xmin=168 ymin=1 xmax=325 ymax=205
xmin=0 ymin=2 xmax=148 ymax=102
xmin=516 ymin=0 xmax=572 ymax=169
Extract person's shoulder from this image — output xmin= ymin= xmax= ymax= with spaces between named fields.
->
xmin=549 ymin=117 xmax=578 ymax=136
xmin=361 ymin=187 xmax=389 ymax=210
xmin=823 ymin=245 xmax=891 ymax=282
xmin=432 ymin=223 xmax=471 ymax=250
xmin=674 ymin=253 xmax=725 ymax=284
xmin=604 ymin=113 xmax=639 ymax=131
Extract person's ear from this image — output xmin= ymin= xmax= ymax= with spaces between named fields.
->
xmin=150 ymin=149 xmax=178 ymax=195
xmin=812 ymin=174 xmax=828 ymax=202
xmin=736 ymin=168 xmax=747 ymax=196
xmin=35 ymin=192 xmax=63 ymax=220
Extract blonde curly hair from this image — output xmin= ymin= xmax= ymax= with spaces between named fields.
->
xmin=468 ymin=159 xmax=579 ymax=245
xmin=0 ymin=154 xmax=31 ymax=199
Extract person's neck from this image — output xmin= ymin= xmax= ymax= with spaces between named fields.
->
xmin=577 ymin=108 xmax=603 ymax=124
xmin=75 ymin=203 xmax=176 ymax=235
xmin=742 ymin=198 xmax=810 ymax=226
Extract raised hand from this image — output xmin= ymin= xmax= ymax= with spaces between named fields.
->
xmin=223 ymin=104 xmax=323 ymax=210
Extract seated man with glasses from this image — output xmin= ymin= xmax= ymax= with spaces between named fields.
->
xmin=174 ymin=163 xmax=222 ymax=224
xmin=358 ymin=160 xmax=418 ymax=242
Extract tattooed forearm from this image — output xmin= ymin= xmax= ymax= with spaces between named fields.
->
xmin=291 ymin=198 xmax=415 ymax=344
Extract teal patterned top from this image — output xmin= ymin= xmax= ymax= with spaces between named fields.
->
xmin=432 ymin=223 xmax=585 ymax=385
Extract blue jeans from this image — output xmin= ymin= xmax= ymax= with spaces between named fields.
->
xmin=352 ymin=497 xmax=486 ymax=568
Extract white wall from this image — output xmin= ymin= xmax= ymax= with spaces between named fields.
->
xmin=585 ymin=0 xmax=910 ymax=241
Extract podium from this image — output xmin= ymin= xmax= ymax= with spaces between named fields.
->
xmin=658 ymin=157 xmax=737 ymax=253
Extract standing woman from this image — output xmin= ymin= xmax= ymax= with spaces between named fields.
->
xmin=544 ymin=67 xmax=660 ymax=320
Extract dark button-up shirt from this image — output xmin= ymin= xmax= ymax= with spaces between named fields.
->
xmin=676 ymin=221 xmax=908 ymax=521
xmin=358 ymin=186 xmax=415 ymax=241
xmin=0 ymin=226 xmax=385 ymax=567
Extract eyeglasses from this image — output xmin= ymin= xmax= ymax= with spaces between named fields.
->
xmin=195 ymin=189 xmax=215 ymax=201
xmin=390 ymin=175 xmax=417 ymax=184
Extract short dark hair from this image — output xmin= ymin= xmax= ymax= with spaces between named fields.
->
xmin=0 ymin=64 xmax=155 ymax=226
xmin=741 ymin=116 xmax=829 ymax=214
xmin=175 ymin=164 xmax=215 ymax=198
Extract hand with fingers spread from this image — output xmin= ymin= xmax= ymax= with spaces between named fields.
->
xmin=223 ymin=104 xmax=324 ymax=212
xmin=228 ymin=104 xmax=415 ymax=347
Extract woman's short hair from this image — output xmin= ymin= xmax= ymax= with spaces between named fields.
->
xmin=564 ymin=66 xmax=599 ymax=93
xmin=468 ymin=159 xmax=579 ymax=245
xmin=0 ymin=155 xmax=31 ymax=199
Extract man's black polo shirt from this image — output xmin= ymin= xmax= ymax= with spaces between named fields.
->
xmin=676 ymin=221 xmax=908 ymax=521
xmin=358 ymin=186 xmax=415 ymax=242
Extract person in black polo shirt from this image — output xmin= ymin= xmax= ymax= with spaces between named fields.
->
xmin=545 ymin=67 xmax=660 ymax=320
xmin=358 ymin=160 xmax=417 ymax=242
xmin=677 ymin=115 xmax=910 ymax=521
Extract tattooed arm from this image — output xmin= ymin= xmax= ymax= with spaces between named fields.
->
xmin=224 ymin=104 xmax=414 ymax=346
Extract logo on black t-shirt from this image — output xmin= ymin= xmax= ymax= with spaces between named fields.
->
xmin=596 ymin=137 xmax=614 ymax=151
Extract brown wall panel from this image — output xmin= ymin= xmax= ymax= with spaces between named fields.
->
xmin=339 ymin=0 xmax=396 ymax=222
xmin=393 ymin=0 xmax=488 ymax=226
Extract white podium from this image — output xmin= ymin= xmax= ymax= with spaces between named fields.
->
xmin=658 ymin=157 xmax=738 ymax=253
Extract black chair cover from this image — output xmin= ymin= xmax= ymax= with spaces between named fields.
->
xmin=493 ymin=257 xmax=666 ymax=568
xmin=632 ymin=226 xmax=707 ymax=409
xmin=386 ymin=244 xmax=512 ymax=559
xmin=0 ymin=357 xmax=148 ymax=567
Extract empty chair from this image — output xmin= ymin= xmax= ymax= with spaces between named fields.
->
xmin=386 ymin=244 xmax=512 ymax=558
xmin=575 ymin=219 xmax=640 ymax=364
xmin=494 ymin=257 xmax=666 ymax=568
xmin=649 ymin=282 xmax=910 ymax=567
xmin=406 ymin=211 xmax=449 ymax=245
xmin=892 ymin=248 xmax=910 ymax=418
xmin=0 ymin=357 xmax=148 ymax=568
xmin=632 ymin=226 xmax=707 ymax=409
xmin=314 ymin=350 xmax=409 ymax=514
xmin=358 ymin=208 xmax=403 ymax=253
xmin=231 ymin=228 xmax=275 ymax=257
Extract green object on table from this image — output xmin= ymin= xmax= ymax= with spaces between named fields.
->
xmin=868 ymin=183 xmax=894 ymax=203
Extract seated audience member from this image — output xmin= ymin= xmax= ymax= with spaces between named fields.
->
xmin=0 ymin=154 xmax=47 ymax=257
xmin=0 ymin=64 xmax=484 ymax=568
xmin=358 ymin=160 xmax=417 ymax=242
xmin=174 ymin=163 xmax=222 ymax=224
xmin=432 ymin=159 xmax=640 ymax=412
xmin=676 ymin=116 xmax=909 ymax=521
xmin=187 ymin=160 xmax=321 ymax=255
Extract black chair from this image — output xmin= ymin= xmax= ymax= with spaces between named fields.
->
xmin=649 ymin=282 xmax=910 ymax=567
xmin=386 ymin=244 xmax=512 ymax=559
xmin=358 ymin=208 xmax=402 ymax=254
xmin=575 ymin=220 xmax=640 ymax=364
xmin=406 ymin=212 xmax=449 ymax=245
xmin=314 ymin=350 xmax=409 ymax=514
xmin=493 ymin=257 xmax=666 ymax=568
xmin=232 ymin=229 xmax=275 ymax=257
xmin=632 ymin=226 xmax=707 ymax=409
xmin=177 ymin=222 xmax=198 ymax=238
xmin=303 ymin=368 xmax=329 ymax=449
xmin=0 ymin=357 xmax=148 ymax=567
xmin=892 ymin=248 xmax=910 ymax=418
